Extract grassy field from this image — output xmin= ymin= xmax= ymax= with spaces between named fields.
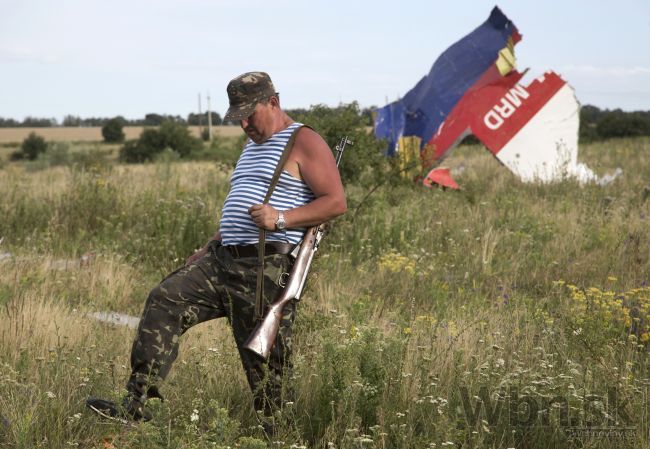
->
xmin=0 ymin=137 xmax=648 ymax=448
xmin=0 ymin=126 xmax=243 ymax=144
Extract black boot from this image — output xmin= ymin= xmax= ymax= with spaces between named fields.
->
xmin=86 ymin=395 xmax=153 ymax=423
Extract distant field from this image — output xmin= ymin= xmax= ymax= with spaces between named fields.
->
xmin=0 ymin=125 xmax=243 ymax=143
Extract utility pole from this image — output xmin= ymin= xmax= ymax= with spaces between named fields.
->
xmin=198 ymin=93 xmax=203 ymax=137
xmin=207 ymin=91 xmax=213 ymax=141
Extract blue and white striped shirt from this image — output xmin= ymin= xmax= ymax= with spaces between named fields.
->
xmin=220 ymin=123 xmax=315 ymax=245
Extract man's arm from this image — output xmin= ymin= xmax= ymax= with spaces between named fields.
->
xmin=248 ymin=127 xmax=347 ymax=230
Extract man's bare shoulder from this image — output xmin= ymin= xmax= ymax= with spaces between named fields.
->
xmin=293 ymin=126 xmax=330 ymax=158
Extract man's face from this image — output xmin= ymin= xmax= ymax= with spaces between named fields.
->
xmin=240 ymin=100 xmax=274 ymax=144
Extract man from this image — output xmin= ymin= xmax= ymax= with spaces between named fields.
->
xmin=87 ymin=72 xmax=346 ymax=427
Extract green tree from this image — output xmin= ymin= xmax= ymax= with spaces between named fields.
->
xmin=158 ymin=121 xmax=201 ymax=157
xmin=62 ymin=115 xmax=82 ymax=127
xmin=21 ymin=116 xmax=56 ymax=127
xmin=21 ymin=132 xmax=47 ymax=160
xmin=187 ymin=111 xmax=222 ymax=126
xmin=597 ymin=111 xmax=648 ymax=139
xmin=102 ymin=117 xmax=126 ymax=143
xmin=292 ymin=102 xmax=396 ymax=187
xmin=119 ymin=120 xmax=202 ymax=163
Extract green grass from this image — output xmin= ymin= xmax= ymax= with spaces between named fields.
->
xmin=0 ymin=137 xmax=648 ymax=448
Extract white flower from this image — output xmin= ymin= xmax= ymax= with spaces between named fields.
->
xmin=46 ymin=391 xmax=56 ymax=399
xmin=190 ymin=409 xmax=199 ymax=422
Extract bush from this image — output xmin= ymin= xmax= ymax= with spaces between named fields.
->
xmin=153 ymin=147 xmax=181 ymax=163
xmin=119 ymin=121 xmax=202 ymax=163
xmin=9 ymin=150 xmax=24 ymax=161
xmin=21 ymin=132 xmax=47 ymax=160
xmin=45 ymin=142 xmax=72 ymax=166
xmin=102 ymin=117 xmax=126 ymax=143
xmin=158 ymin=121 xmax=202 ymax=157
xmin=24 ymin=142 xmax=71 ymax=172
xmin=292 ymin=103 xmax=400 ymax=187
xmin=119 ymin=139 xmax=144 ymax=163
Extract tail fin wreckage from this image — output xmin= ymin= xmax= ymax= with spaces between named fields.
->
xmin=373 ymin=6 xmax=621 ymax=188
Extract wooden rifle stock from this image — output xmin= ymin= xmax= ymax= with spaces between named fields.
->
xmin=243 ymin=224 xmax=322 ymax=359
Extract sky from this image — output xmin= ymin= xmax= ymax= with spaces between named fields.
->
xmin=1 ymin=0 xmax=649 ymax=122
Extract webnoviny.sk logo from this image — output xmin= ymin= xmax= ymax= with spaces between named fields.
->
xmin=455 ymin=386 xmax=645 ymax=440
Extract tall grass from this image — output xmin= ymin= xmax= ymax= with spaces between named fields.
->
xmin=0 ymin=138 xmax=648 ymax=448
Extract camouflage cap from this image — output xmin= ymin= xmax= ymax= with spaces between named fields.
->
xmin=224 ymin=72 xmax=276 ymax=121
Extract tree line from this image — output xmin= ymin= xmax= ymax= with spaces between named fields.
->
xmin=0 ymin=112 xmax=224 ymax=128
xmin=0 ymin=107 xmax=376 ymax=129
xmin=2 ymin=105 xmax=649 ymax=143
xmin=579 ymin=106 xmax=650 ymax=141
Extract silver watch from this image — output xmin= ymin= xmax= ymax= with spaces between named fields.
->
xmin=275 ymin=211 xmax=286 ymax=230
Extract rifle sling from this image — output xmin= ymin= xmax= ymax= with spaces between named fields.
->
xmin=255 ymin=124 xmax=308 ymax=320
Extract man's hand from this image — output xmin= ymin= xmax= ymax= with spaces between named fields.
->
xmin=248 ymin=204 xmax=281 ymax=231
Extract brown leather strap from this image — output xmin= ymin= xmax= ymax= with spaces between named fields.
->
xmin=255 ymin=124 xmax=307 ymax=320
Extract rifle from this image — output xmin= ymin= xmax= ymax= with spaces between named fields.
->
xmin=243 ymin=136 xmax=351 ymax=359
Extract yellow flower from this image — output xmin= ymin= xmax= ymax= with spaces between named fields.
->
xmin=378 ymin=251 xmax=417 ymax=275
xmin=415 ymin=315 xmax=437 ymax=325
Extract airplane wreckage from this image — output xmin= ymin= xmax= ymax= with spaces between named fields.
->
xmin=374 ymin=6 xmax=620 ymax=188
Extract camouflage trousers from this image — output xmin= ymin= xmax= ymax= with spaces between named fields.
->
xmin=127 ymin=240 xmax=295 ymax=417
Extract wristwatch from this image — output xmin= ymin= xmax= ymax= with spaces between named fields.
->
xmin=275 ymin=211 xmax=286 ymax=231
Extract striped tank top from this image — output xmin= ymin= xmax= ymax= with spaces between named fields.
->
xmin=220 ymin=122 xmax=315 ymax=245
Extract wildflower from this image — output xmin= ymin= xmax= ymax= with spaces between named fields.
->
xmin=46 ymin=391 xmax=56 ymax=399
xmin=378 ymin=251 xmax=416 ymax=274
xmin=415 ymin=315 xmax=437 ymax=324
xmin=190 ymin=409 xmax=199 ymax=422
